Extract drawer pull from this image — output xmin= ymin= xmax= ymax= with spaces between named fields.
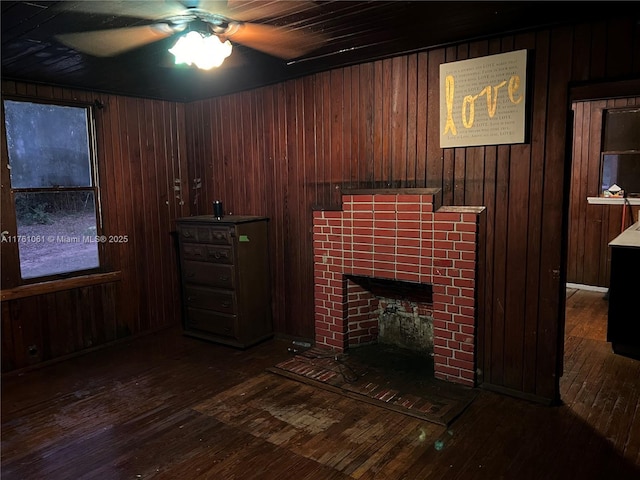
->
xmin=221 ymin=301 xmax=231 ymax=308
xmin=183 ymin=231 xmax=191 ymax=237
xmin=186 ymin=272 xmax=195 ymax=278
xmin=214 ymin=233 xmax=225 ymax=240
xmin=187 ymin=296 xmax=196 ymax=302
xmin=219 ymin=276 xmax=229 ymax=282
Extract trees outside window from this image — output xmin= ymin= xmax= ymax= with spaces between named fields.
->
xmin=2 ymin=99 xmax=101 ymax=280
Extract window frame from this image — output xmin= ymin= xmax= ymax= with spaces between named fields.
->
xmin=1 ymin=96 xmax=105 ymax=287
xmin=599 ymin=107 xmax=640 ymax=197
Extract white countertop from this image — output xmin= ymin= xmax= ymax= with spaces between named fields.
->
xmin=610 ymin=221 xmax=640 ymax=248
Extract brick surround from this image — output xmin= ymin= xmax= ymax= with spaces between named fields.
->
xmin=312 ymin=189 xmax=485 ymax=387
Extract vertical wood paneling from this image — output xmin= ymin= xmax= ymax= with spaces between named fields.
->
xmin=178 ymin=17 xmax=640 ymax=402
xmin=287 ymin=78 xmax=308 ymax=335
xmin=568 ymin=102 xmax=584 ymax=282
xmin=416 ymin=52 xmax=428 ymax=186
xmin=1 ymin=83 xmax=188 ymax=372
xmin=537 ymin=25 xmax=573 ymax=402
xmin=262 ymin=87 xmax=283 ymax=327
xmin=606 ymin=18 xmax=634 ymax=78
xmin=199 ymin=99 xmax=211 ymax=210
xmin=453 ymin=43 xmax=469 ymax=206
xmin=426 ymin=49 xmax=443 ymax=193
xmin=330 ymin=70 xmax=344 ymax=188
xmin=589 ymin=21 xmax=608 ymax=78
xmin=302 ymin=76 xmax=318 ymax=337
xmin=317 ymin=71 xmax=331 ymax=205
xmin=278 ymin=82 xmax=291 ymax=329
xmin=572 ymin=23 xmax=593 ymax=82
xmin=391 ymin=56 xmax=408 ymax=185
xmin=152 ymin=100 xmax=172 ymax=328
xmin=406 ymin=55 xmax=418 ymax=185
xmin=522 ymin=30 xmax=549 ymax=394
xmin=187 ymin=101 xmax=201 ymax=213
xmin=342 ymin=67 xmax=354 ymax=185
xmin=585 ymin=101 xmax=605 ymax=286
xmin=143 ymin=99 xmax=159 ymax=329
xmin=360 ymin=62 xmax=375 ymax=186
xmin=479 ymin=26 xmax=502 ymax=383
xmin=225 ymin=94 xmax=239 ymax=213
xmin=442 ymin=46 xmax=457 ymax=205
xmin=505 ymin=140 xmax=531 ymax=391
xmin=504 ymin=140 xmax=530 ymax=391
xmin=504 ymin=32 xmax=536 ymax=392
xmin=127 ymin=96 xmax=145 ymax=332
xmin=240 ymin=91 xmax=253 ymax=211
xmin=1 ymin=302 xmax=15 ymax=369
xmin=490 ymin=145 xmax=511 ymax=386
xmin=465 ymin=40 xmax=488 ymax=206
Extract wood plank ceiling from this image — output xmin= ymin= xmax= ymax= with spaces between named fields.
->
xmin=1 ymin=0 xmax=627 ymax=102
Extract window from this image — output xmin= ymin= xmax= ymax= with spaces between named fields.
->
xmin=600 ymin=107 xmax=640 ymax=196
xmin=2 ymin=99 xmax=102 ymax=281
xmin=601 ymin=153 xmax=640 ymax=195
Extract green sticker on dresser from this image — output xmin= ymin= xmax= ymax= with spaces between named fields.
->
xmin=239 ymin=235 xmax=250 ymax=242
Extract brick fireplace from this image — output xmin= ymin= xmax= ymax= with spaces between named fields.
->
xmin=312 ymin=189 xmax=485 ymax=387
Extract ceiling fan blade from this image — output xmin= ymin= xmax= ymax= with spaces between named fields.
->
xmin=223 ymin=0 xmax=319 ymax=22
xmin=56 ymin=25 xmax=175 ymax=57
xmin=58 ymin=1 xmax=186 ymax=20
xmin=192 ymin=1 xmax=234 ymax=16
xmin=226 ymin=23 xmax=325 ymax=60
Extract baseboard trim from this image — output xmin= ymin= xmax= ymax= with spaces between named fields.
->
xmin=479 ymin=382 xmax=558 ymax=406
xmin=566 ymin=282 xmax=608 ymax=293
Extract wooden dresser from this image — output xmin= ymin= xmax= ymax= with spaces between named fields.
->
xmin=176 ymin=215 xmax=272 ymax=348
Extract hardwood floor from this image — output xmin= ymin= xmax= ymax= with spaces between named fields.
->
xmin=2 ymin=289 xmax=639 ymax=479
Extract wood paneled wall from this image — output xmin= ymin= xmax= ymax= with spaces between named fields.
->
xmin=185 ymin=18 xmax=640 ymax=402
xmin=1 ymin=82 xmax=189 ymax=372
xmin=567 ymin=98 xmax=640 ymax=288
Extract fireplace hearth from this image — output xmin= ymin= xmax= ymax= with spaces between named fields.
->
xmin=313 ymin=189 xmax=485 ymax=387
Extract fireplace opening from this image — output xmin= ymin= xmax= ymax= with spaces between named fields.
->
xmin=346 ymin=275 xmax=436 ymax=383
xmin=348 ymin=276 xmax=433 ymax=303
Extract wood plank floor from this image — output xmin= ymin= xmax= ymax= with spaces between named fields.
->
xmin=2 ymin=288 xmax=639 ymax=479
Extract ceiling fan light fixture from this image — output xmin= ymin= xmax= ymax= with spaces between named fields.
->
xmin=168 ymin=31 xmax=232 ymax=70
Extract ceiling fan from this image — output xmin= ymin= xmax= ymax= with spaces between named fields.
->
xmin=54 ymin=0 xmax=326 ymax=68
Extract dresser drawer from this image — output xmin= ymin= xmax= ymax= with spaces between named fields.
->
xmin=182 ymin=243 xmax=232 ymax=264
xmin=181 ymin=243 xmax=207 ymax=261
xmin=186 ymin=308 xmax=236 ymax=338
xmin=204 ymin=227 xmax=232 ymax=245
xmin=179 ymin=225 xmax=202 ymax=242
xmin=205 ymin=245 xmax=233 ymax=264
xmin=184 ymin=285 xmax=236 ymax=314
xmin=182 ymin=261 xmax=234 ymax=289
xmin=179 ymin=225 xmax=232 ymax=245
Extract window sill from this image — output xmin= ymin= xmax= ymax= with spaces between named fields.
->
xmin=0 ymin=271 xmax=122 ymax=301
xmin=587 ymin=196 xmax=640 ymax=205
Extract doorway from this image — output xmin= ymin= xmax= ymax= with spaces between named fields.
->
xmin=563 ymin=88 xmax=640 ymax=401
